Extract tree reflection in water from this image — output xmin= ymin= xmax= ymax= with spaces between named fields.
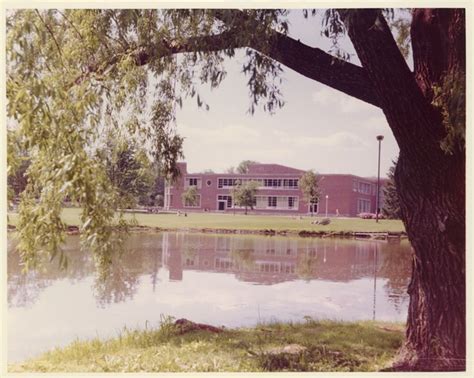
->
xmin=8 ymin=232 xmax=412 ymax=309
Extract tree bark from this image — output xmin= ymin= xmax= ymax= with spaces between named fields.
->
xmin=340 ymin=8 xmax=465 ymax=371
xmin=394 ymin=151 xmax=465 ymax=371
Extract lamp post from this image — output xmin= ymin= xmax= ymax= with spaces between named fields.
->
xmin=325 ymin=194 xmax=329 ymax=218
xmin=375 ymin=135 xmax=384 ymax=223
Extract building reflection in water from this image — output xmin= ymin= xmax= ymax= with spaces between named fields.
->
xmin=8 ymin=232 xmax=412 ymax=311
xmin=161 ymin=232 xmax=407 ymax=286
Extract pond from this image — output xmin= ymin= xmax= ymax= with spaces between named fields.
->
xmin=7 ymin=232 xmax=412 ymax=363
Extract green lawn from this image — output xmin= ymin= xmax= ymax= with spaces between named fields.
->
xmin=9 ymin=318 xmax=404 ymax=373
xmin=8 ymin=208 xmax=405 ymax=234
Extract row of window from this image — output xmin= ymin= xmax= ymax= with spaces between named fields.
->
xmin=184 ymin=195 xmax=300 ymax=210
xmin=265 ymin=196 xmax=298 ymax=209
xmin=214 ymin=258 xmax=296 ymax=274
xmin=353 ymin=180 xmax=375 ymax=195
xmin=218 ymin=178 xmax=239 ymax=188
xmin=263 ymin=178 xmax=298 ymax=188
xmin=185 ymin=177 xmax=375 ymax=195
xmin=217 ymin=177 xmax=299 ymax=189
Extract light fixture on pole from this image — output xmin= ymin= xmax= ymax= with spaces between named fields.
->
xmin=325 ymin=195 xmax=329 ymax=218
xmin=375 ymin=135 xmax=384 ymax=223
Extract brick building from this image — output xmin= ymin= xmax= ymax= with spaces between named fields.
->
xmin=164 ymin=162 xmax=386 ymax=217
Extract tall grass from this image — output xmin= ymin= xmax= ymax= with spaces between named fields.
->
xmin=10 ymin=317 xmax=404 ymax=373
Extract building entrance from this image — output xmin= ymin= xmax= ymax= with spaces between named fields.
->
xmin=218 ymin=201 xmax=226 ymax=211
xmin=308 ymin=203 xmax=318 ymax=214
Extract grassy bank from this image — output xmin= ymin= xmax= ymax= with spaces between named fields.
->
xmin=10 ymin=318 xmax=404 ymax=373
xmin=8 ymin=208 xmax=405 ymax=234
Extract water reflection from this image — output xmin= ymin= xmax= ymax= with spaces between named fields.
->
xmin=8 ymin=233 xmax=412 ymax=310
xmin=8 ymin=232 xmax=412 ymax=363
xmin=161 ymin=234 xmax=410 ymax=290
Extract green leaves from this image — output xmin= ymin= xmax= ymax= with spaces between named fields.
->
xmin=299 ymin=170 xmax=322 ymax=207
xmin=7 ymin=8 xmax=292 ymax=271
xmin=382 ymin=160 xmax=401 ymax=220
xmin=182 ymin=186 xmax=199 ymax=207
xmin=432 ymin=70 xmax=466 ymax=154
xmin=231 ymin=180 xmax=259 ymax=212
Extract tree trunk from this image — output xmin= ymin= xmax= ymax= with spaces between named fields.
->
xmin=393 ymin=151 xmax=465 ymax=371
xmin=340 ymin=9 xmax=466 ymax=371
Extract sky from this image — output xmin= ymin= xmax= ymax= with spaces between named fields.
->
xmin=174 ymin=10 xmax=407 ymax=178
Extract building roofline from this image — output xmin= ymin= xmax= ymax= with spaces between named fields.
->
xmin=184 ymin=172 xmax=388 ymax=180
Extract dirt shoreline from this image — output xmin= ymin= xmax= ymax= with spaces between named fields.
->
xmin=8 ymin=224 xmax=408 ymax=239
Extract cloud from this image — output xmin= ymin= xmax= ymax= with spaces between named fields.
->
xmin=360 ymin=115 xmax=390 ymax=132
xmin=177 ymin=121 xmax=379 ymax=173
xmin=179 ymin=123 xmax=260 ymax=144
xmin=311 ymin=87 xmax=374 ymax=114
xmin=276 ymin=130 xmax=369 ymax=149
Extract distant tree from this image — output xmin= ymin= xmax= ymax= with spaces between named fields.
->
xmin=299 ymin=170 xmax=321 ymax=216
xmin=200 ymin=169 xmax=215 ymax=174
xmin=103 ymin=143 xmax=154 ymax=208
xmin=138 ymin=168 xmax=166 ymax=207
xmin=383 ymin=160 xmax=402 ymax=219
xmin=226 ymin=166 xmax=236 ymax=174
xmin=154 ymin=194 xmax=164 ymax=207
xmin=181 ymin=186 xmax=199 ymax=207
xmin=236 ymin=160 xmax=259 ymax=174
xmin=231 ymin=180 xmax=259 ymax=215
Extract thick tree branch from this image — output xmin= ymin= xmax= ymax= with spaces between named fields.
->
xmin=257 ymin=33 xmax=379 ymax=107
xmin=339 ymin=9 xmax=445 ymax=161
xmin=75 ymin=24 xmax=380 ymax=108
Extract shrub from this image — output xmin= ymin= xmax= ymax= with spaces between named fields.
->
xmin=357 ymin=213 xmax=385 ymax=219
xmin=358 ymin=213 xmax=374 ymax=219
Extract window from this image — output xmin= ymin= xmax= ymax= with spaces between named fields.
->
xmin=188 ymin=178 xmax=198 ymax=186
xmin=359 ymin=182 xmax=371 ymax=194
xmin=357 ymin=198 xmax=371 ymax=213
xmin=268 ymin=196 xmax=277 ymax=207
xmin=206 ymin=179 xmax=212 ymax=187
xmin=185 ymin=258 xmax=195 ymax=266
xmin=288 ymin=197 xmax=295 ymax=208
xmin=218 ymin=195 xmax=233 ymax=208
xmin=218 ymin=178 xmax=238 ymax=188
xmin=288 ymin=179 xmax=298 ymax=188
xmin=215 ymin=258 xmax=233 ymax=270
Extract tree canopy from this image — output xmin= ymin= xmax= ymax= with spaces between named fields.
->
xmin=236 ymin=160 xmax=259 ymax=174
xmin=181 ymin=186 xmax=199 ymax=208
xmin=382 ymin=160 xmax=401 ymax=220
xmin=101 ymin=141 xmax=155 ymax=208
xmin=231 ymin=180 xmax=259 ymax=214
xmin=299 ymin=170 xmax=321 ymax=215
